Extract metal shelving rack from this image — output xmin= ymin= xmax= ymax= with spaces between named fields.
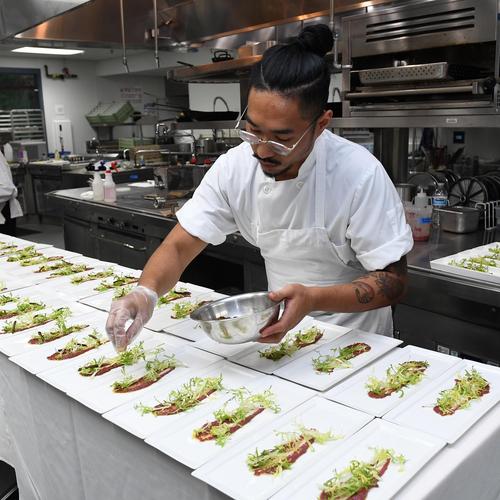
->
xmin=10 ymin=109 xmax=46 ymax=142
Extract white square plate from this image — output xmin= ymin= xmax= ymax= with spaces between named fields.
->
xmin=145 ymin=286 xmax=219 ymax=332
xmin=145 ymin=376 xmax=316 ymax=469
xmin=36 ymin=333 xmax=186 ymax=393
xmin=430 ymin=242 xmax=500 ymax=285
xmin=163 ymin=319 xmax=206 ymax=342
xmin=67 ymin=345 xmax=222 ymax=413
xmin=229 ymin=318 xmax=351 ymax=375
xmin=270 ymin=419 xmax=446 ymax=500
xmin=0 ymin=309 xmax=108 ymax=357
xmin=0 ymin=246 xmax=81 ymax=274
xmin=274 ymin=330 xmax=402 ymax=392
xmin=384 ymin=360 xmax=500 ymax=443
xmin=46 ymin=264 xmax=134 ymax=300
xmin=324 ymin=345 xmax=462 ymax=417
xmin=192 ymin=396 xmax=373 ymax=500
xmin=191 ymin=336 xmax=257 ymax=358
xmin=103 ymin=360 xmax=263 ymax=439
xmin=0 ymin=302 xmax=96 ymax=338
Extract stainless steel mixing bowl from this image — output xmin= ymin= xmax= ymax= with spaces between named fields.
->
xmin=190 ymin=291 xmax=281 ymax=344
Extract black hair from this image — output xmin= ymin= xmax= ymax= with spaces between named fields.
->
xmin=249 ymin=24 xmax=333 ymax=119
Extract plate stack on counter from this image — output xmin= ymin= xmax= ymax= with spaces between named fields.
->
xmin=1 ymin=232 xmax=500 ymax=500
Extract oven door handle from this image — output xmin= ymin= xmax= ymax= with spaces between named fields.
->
xmin=95 ymin=234 xmax=147 ymax=252
xmin=346 ymin=85 xmax=473 ymax=99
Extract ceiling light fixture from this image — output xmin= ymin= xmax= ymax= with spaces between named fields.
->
xmin=12 ymin=47 xmax=84 ymax=55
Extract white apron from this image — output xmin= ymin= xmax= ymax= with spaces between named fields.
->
xmin=255 ymin=142 xmax=393 ymax=336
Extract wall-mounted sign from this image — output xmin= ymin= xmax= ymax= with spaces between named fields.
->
xmin=120 ymin=86 xmax=143 ymax=103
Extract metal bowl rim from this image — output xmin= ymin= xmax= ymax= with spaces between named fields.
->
xmin=190 ymin=291 xmax=278 ymax=322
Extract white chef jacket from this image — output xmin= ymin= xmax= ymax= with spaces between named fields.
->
xmin=0 ymin=151 xmax=23 ymax=224
xmin=177 ymin=130 xmax=413 ymax=335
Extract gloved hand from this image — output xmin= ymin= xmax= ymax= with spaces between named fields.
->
xmin=105 ymin=285 xmax=158 ymax=352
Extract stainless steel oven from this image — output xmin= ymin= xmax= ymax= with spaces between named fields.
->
xmin=341 ymin=0 xmax=500 ymax=124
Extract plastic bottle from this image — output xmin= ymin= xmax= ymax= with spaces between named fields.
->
xmin=92 ymin=171 xmax=104 ymax=201
xmin=413 ymin=186 xmax=429 ymax=208
xmin=3 ymin=143 xmax=13 ymax=162
xmin=18 ymin=145 xmax=28 ymax=164
xmin=103 ymin=170 xmax=116 ymax=202
xmin=431 ymin=182 xmax=448 ymax=228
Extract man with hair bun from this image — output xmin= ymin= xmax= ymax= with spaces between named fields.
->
xmin=106 ymin=24 xmax=413 ymax=351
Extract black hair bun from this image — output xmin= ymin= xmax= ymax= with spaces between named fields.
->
xmin=296 ymin=24 xmax=333 ymax=57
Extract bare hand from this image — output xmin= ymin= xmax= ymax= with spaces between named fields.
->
xmin=258 ymin=284 xmax=314 ymax=343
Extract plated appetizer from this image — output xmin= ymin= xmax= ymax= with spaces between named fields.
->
xmin=20 ymin=255 xmax=64 ymax=267
xmin=112 ymin=353 xmax=182 ymax=393
xmin=313 ymin=343 xmax=371 ymax=373
xmin=0 ymin=245 xmax=28 ymax=257
xmin=366 ymin=360 xmax=429 ymax=399
xmin=0 ymin=298 xmax=45 ymax=320
xmin=247 ymin=425 xmax=336 ymax=476
xmin=47 ymin=263 xmax=92 ymax=278
xmin=171 ymin=300 xmax=210 ymax=319
xmin=319 ymin=448 xmax=406 ymax=499
xmin=2 ymin=307 xmax=70 ymax=334
xmin=78 ymin=342 xmax=147 ymax=376
xmin=0 ymin=293 xmax=18 ymax=306
xmin=488 ymin=245 xmax=500 ymax=258
xmin=28 ymin=313 xmax=88 ymax=344
xmin=6 ymin=246 xmax=41 ymax=262
xmin=35 ymin=260 xmax=72 ymax=273
xmin=94 ymin=274 xmax=139 ymax=292
xmin=47 ymin=330 xmax=108 ymax=360
xmin=113 ymin=285 xmax=134 ymax=300
xmin=0 ymin=243 xmax=17 ymax=252
xmin=136 ymin=375 xmax=223 ymax=416
xmin=433 ymin=368 xmax=490 ymax=416
xmin=158 ymin=287 xmax=191 ymax=306
xmin=259 ymin=326 xmax=324 ymax=361
xmin=70 ymin=268 xmax=114 ymax=285
xmin=193 ymin=388 xmax=280 ymax=446
xmin=448 ymin=256 xmax=497 ymax=273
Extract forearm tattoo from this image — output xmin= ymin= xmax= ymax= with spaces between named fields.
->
xmin=352 ymin=280 xmax=375 ymax=304
xmin=352 ymin=256 xmax=407 ymax=304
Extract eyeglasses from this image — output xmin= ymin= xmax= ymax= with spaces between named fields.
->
xmin=234 ymin=105 xmax=318 ymax=157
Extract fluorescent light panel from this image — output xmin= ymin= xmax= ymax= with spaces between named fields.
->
xmin=12 ymin=47 xmax=84 ymax=55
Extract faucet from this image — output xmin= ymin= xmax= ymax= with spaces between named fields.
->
xmin=213 ymin=96 xmax=230 ymax=111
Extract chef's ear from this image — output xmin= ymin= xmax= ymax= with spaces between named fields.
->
xmin=317 ymin=109 xmax=332 ymax=133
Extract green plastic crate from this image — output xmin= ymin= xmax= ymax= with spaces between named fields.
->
xmin=85 ymin=102 xmax=110 ymax=125
xmin=99 ymin=101 xmax=134 ymax=125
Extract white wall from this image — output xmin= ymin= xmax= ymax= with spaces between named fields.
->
xmin=0 ymin=55 xmax=165 ymax=154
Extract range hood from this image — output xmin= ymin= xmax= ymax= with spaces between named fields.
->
xmin=13 ymin=0 xmax=395 ymax=48
xmin=0 ymin=0 xmax=91 ymax=41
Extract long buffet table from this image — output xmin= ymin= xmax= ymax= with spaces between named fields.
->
xmin=1 ymin=236 xmax=500 ymax=500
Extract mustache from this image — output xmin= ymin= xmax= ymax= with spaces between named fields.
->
xmin=253 ymin=153 xmax=281 ymax=165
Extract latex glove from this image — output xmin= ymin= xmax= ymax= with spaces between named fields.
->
xmin=105 ymin=285 xmax=158 ymax=352
xmin=259 ymin=284 xmax=314 ymax=344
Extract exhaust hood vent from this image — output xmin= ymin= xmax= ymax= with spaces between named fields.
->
xmin=365 ymin=7 xmax=476 ymax=43
xmin=348 ymin=0 xmax=497 ymax=58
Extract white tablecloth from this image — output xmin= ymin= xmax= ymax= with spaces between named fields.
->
xmin=1 ymin=349 xmax=500 ymax=500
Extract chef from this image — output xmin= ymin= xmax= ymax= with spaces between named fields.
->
xmin=0 ymin=149 xmax=22 ymax=236
xmin=106 ymin=24 xmax=413 ymax=351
